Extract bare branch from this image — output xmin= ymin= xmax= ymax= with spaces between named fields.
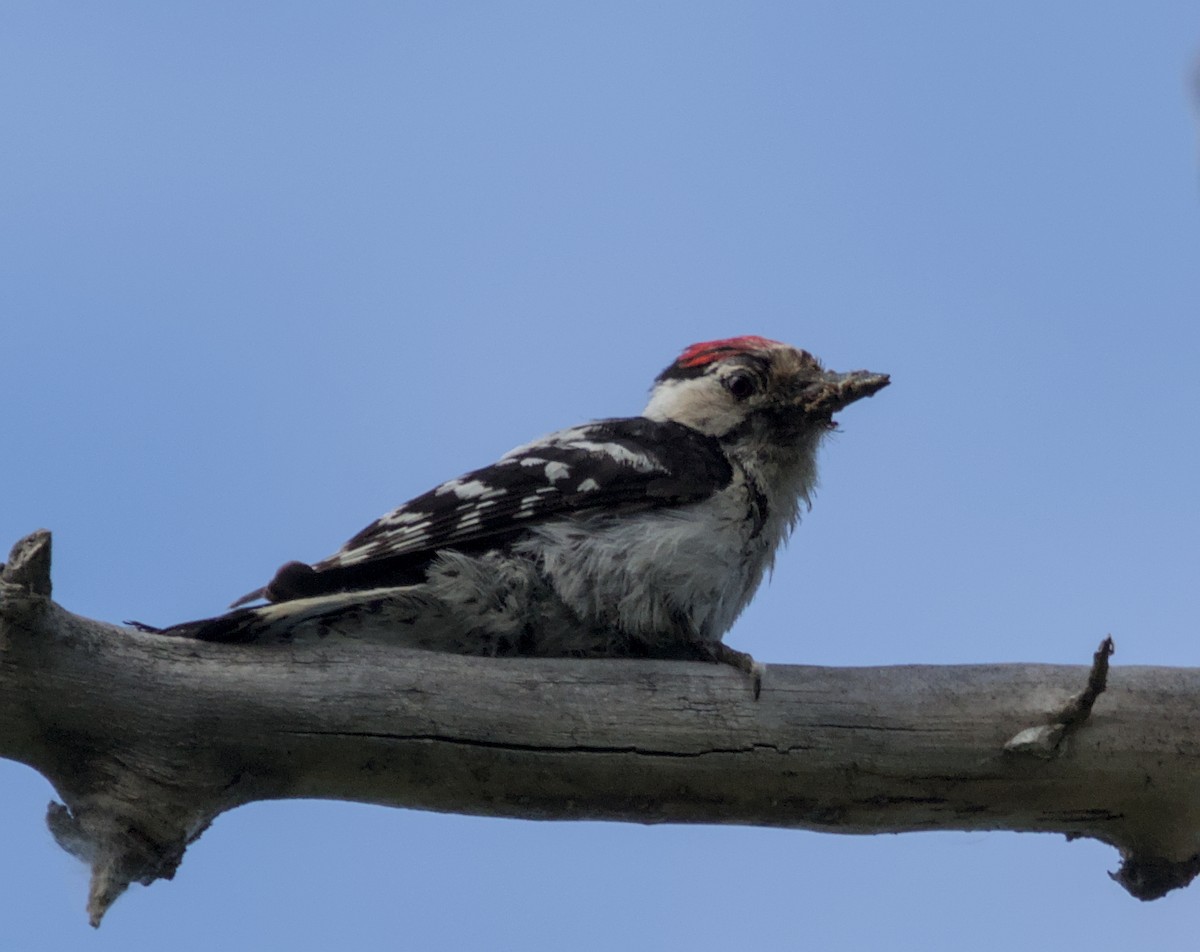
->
xmin=3 ymin=531 xmax=1199 ymax=925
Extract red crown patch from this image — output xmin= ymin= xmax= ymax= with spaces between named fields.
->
xmin=675 ymin=335 xmax=782 ymax=369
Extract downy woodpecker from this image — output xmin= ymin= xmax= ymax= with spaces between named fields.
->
xmin=162 ymin=336 xmax=888 ymax=694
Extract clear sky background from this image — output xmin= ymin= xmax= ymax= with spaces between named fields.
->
xmin=3 ymin=3 xmax=1199 ymax=948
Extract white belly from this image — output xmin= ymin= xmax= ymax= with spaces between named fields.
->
xmin=517 ymin=494 xmax=786 ymax=644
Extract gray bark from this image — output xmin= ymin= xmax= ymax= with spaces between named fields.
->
xmin=2 ymin=530 xmax=1198 ymax=926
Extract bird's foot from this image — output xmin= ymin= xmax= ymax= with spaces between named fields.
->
xmin=697 ymin=642 xmax=764 ymax=700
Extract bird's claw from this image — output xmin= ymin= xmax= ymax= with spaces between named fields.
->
xmin=704 ymin=643 xmax=764 ymax=700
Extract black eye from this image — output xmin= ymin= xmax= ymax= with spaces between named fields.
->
xmin=724 ymin=371 xmax=757 ymax=400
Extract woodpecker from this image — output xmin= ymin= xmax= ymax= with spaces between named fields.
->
xmin=157 ymin=336 xmax=888 ymax=694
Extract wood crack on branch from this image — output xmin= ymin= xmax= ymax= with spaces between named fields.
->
xmin=279 ymin=729 xmax=777 ymax=758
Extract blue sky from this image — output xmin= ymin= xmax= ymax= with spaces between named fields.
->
xmin=2 ymin=3 xmax=1198 ymax=948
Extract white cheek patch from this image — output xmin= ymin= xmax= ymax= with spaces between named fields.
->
xmin=640 ymin=372 xmax=746 ymax=438
xmin=642 ymin=377 xmax=687 ymax=421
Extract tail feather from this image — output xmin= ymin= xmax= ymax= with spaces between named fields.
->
xmin=145 ymin=586 xmax=443 ymax=645
xmin=228 ymin=585 xmax=267 ymax=609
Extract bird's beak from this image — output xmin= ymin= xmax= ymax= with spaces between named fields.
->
xmin=800 ymin=369 xmax=890 ymax=421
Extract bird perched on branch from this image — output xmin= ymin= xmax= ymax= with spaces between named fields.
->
xmin=152 ymin=336 xmax=888 ymax=695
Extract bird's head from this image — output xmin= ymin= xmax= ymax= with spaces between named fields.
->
xmin=643 ymin=336 xmax=889 ymax=448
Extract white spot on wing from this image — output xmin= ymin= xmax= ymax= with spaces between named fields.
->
xmin=569 ymin=440 xmax=661 ymax=472
xmin=500 ymin=425 xmax=595 ymax=461
xmin=402 ymin=527 xmax=432 ymax=545
xmin=577 ymin=478 xmax=600 ymax=492
xmin=435 ymin=478 xmax=506 ymax=500
xmin=332 ymin=525 xmax=432 ymax=566
xmin=378 ymin=509 xmax=426 ymax=527
xmin=544 ymin=461 xmax=570 ymax=482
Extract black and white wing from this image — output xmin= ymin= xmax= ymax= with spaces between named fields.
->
xmin=237 ymin=417 xmax=733 ymax=606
